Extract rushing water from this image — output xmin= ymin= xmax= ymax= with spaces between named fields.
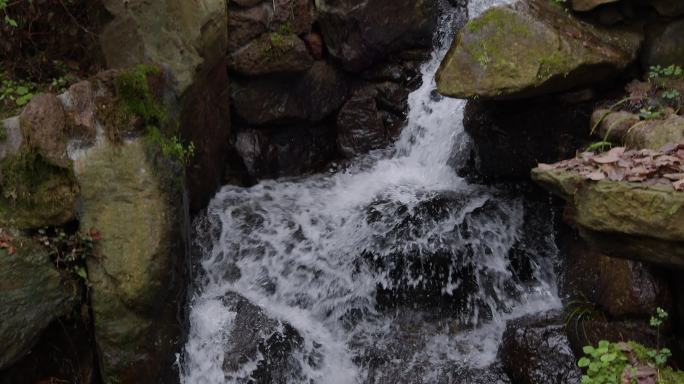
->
xmin=182 ymin=1 xmax=559 ymax=383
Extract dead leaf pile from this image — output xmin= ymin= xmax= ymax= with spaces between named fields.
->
xmin=538 ymin=141 xmax=684 ymax=191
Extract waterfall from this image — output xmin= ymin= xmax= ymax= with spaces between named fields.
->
xmin=181 ymin=1 xmax=559 ymax=383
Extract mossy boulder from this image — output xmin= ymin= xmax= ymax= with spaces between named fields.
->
xmin=436 ymin=0 xmax=643 ymax=99
xmin=532 ymin=168 xmax=684 ymax=267
xmin=73 ymin=137 xmax=181 ymax=384
xmin=0 ymin=94 xmax=79 ymax=230
xmin=0 ymin=236 xmax=80 ymax=369
xmin=592 ymin=110 xmax=684 ymax=150
xmin=642 ymin=19 xmax=684 ymax=69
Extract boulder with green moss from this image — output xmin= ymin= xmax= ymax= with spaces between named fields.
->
xmin=73 ymin=136 xmax=182 ymax=384
xmin=0 ymin=94 xmax=79 ymax=230
xmin=532 ymin=168 xmax=684 ymax=267
xmin=0 ymin=235 xmax=80 ymax=369
xmin=592 ymin=110 xmax=684 ymax=150
xmin=436 ymin=0 xmax=642 ymax=99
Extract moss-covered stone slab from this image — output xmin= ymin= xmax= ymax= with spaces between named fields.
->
xmin=592 ymin=109 xmax=684 ymax=150
xmin=0 ymin=236 xmax=79 ymax=369
xmin=74 ymin=138 xmax=181 ymax=384
xmin=532 ymin=167 xmax=684 ymax=267
xmin=436 ymin=0 xmax=642 ymax=99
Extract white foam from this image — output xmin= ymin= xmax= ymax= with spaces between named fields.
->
xmin=182 ymin=1 xmax=559 ymax=383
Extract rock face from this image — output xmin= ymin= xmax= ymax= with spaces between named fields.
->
xmin=315 ymin=0 xmax=437 ymax=72
xmin=571 ymin=0 xmax=620 ymax=12
xmin=0 ymin=96 xmax=79 ymax=230
xmin=221 ymin=292 xmax=304 ymax=382
xmin=234 ymin=124 xmax=337 ymax=179
xmin=642 ymin=19 xmax=684 ymax=69
xmin=436 ymin=0 xmax=643 ymax=99
xmin=100 ymin=0 xmax=230 ymax=212
xmin=501 ymin=311 xmax=582 ymax=384
xmin=336 ymin=88 xmax=391 ymax=157
xmin=463 ymin=97 xmax=593 ymax=180
xmin=74 ymin=138 xmax=182 ymax=384
xmin=533 ymin=169 xmax=684 ymax=268
xmin=232 ymin=62 xmax=349 ymax=126
xmin=0 ymin=237 xmax=79 ymax=370
xmin=228 ymin=33 xmax=314 ymax=76
xmin=560 ymin=235 xmax=673 ymax=318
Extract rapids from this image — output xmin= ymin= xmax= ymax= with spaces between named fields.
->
xmin=181 ymin=0 xmax=560 ymax=382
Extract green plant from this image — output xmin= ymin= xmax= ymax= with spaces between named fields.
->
xmin=578 ymin=308 xmax=680 ymax=384
xmin=37 ymin=227 xmax=101 ymax=281
xmin=639 ymin=106 xmax=665 ymax=121
xmin=649 ymin=65 xmax=684 ymax=80
xmin=0 ymin=0 xmax=17 ymax=27
xmin=0 ymin=73 xmax=35 ymax=108
xmin=585 ymin=141 xmax=613 ymax=153
xmin=147 ymin=127 xmax=195 ymax=165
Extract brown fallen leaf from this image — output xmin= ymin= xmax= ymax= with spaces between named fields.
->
xmin=587 ymin=170 xmax=606 ymax=181
xmin=674 ymin=178 xmax=684 ymax=191
xmin=537 ymin=163 xmax=555 ymax=171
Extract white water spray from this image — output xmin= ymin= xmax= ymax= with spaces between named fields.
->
xmin=182 ymin=1 xmax=559 ymax=383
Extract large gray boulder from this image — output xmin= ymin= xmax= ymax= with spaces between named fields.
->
xmin=436 ymin=0 xmax=643 ymax=99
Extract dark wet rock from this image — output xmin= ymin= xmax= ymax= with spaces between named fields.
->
xmin=231 ymin=62 xmax=348 ymax=126
xmin=228 ymin=33 xmax=314 ymax=76
xmin=644 ymin=0 xmax=684 ymax=16
xmin=571 ymin=0 xmax=620 ymax=12
xmin=221 ymin=292 xmax=304 ymax=383
xmin=560 ymin=234 xmax=673 ymax=318
xmin=0 ymin=318 xmax=97 ymax=384
xmin=565 ymin=318 xmax=660 ymax=359
xmin=463 ymin=97 xmax=593 ymax=180
xmin=228 ymin=0 xmax=314 ymax=52
xmin=642 ymin=19 xmax=684 ymax=69
xmin=500 ymin=311 xmax=582 ymax=384
xmin=0 ymin=236 xmax=80 ymax=370
xmin=316 ymin=0 xmax=437 ymax=72
xmin=356 ymin=309 xmax=511 ymax=384
xmin=337 ymin=88 xmax=389 ymax=158
xmin=234 ymin=124 xmax=337 ymax=180
xmin=181 ymin=58 xmax=233 ymax=212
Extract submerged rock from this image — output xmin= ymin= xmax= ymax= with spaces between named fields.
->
xmin=436 ymin=0 xmax=642 ymax=99
xmin=500 ymin=311 xmax=582 ymax=384
xmin=316 ymin=0 xmax=437 ymax=72
xmin=0 ymin=236 xmax=79 ymax=370
xmin=221 ymin=292 xmax=304 ymax=383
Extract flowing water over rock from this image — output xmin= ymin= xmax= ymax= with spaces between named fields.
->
xmin=181 ymin=1 xmax=559 ymax=383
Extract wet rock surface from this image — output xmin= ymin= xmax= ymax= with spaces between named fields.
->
xmin=221 ymin=292 xmax=305 ymax=383
xmin=500 ymin=311 xmax=582 ymax=384
xmin=316 ymin=0 xmax=438 ymax=72
xmin=463 ymin=97 xmax=593 ymax=180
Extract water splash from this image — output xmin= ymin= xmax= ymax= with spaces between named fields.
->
xmin=182 ymin=1 xmax=560 ymax=383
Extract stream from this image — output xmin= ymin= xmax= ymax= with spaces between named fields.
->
xmin=181 ymin=0 xmax=561 ymax=382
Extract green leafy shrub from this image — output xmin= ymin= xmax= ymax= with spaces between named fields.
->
xmin=577 ymin=308 xmax=683 ymax=384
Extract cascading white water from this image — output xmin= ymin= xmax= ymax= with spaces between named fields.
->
xmin=182 ymin=1 xmax=559 ymax=383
